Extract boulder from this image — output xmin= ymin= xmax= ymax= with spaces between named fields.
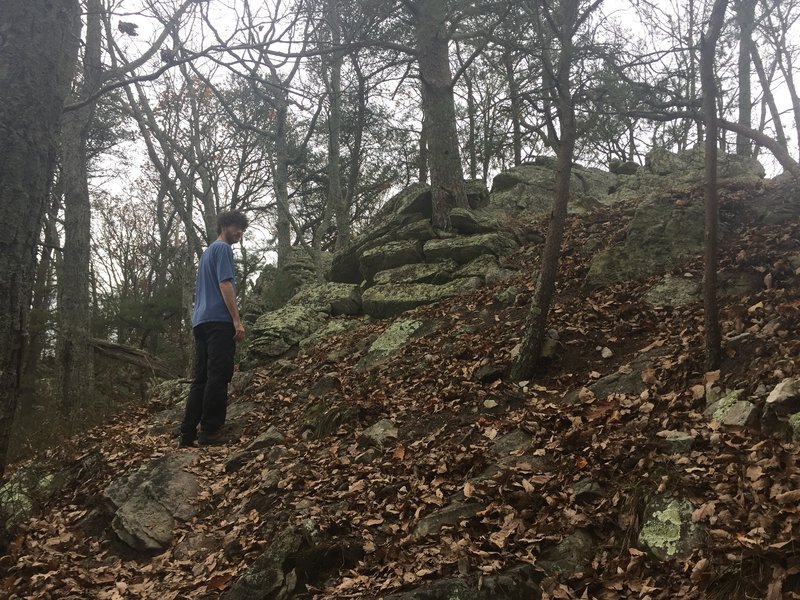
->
xmin=645 ymin=146 xmax=765 ymax=181
xmin=761 ymin=378 xmax=800 ymax=437
xmin=105 ymin=453 xmax=200 ymax=551
xmin=644 ymin=277 xmax=702 ymax=307
xmin=656 ymin=430 xmax=695 ymax=454
xmin=491 ymin=429 xmax=532 ymax=456
xmin=359 ymin=319 xmax=427 ymax=368
xmin=609 ymin=160 xmax=640 ymax=175
xmin=246 ymin=427 xmax=286 ymax=452
xmin=490 ymin=162 xmax=615 ymax=215
xmin=455 ymin=254 xmax=501 ymax=280
xmin=373 ymin=261 xmax=457 ymax=286
xmin=384 ymin=564 xmax=540 ymax=600
xmin=299 ymin=318 xmax=360 ymax=350
xmin=586 ymin=193 xmax=705 ymax=289
xmin=395 ymin=219 xmax=438 ymax=243
xmin=361 ymin=278 xmax=482 ymax=319
xmin=147 ymin=378 xmax=192 ymax=407
xmin=287 ymin=282 xmax=362 ymax=315
xmin=359 ymin=419 xmax=398 ymax=448
xmin=704 ymin=390 xmax=758 ymax=427
xmin=449 ymin=207 xmax=501 ymax=234
xmin=423 ymin=233 xmax=517 ymax=265
xmin=571 ymin=347 xmax=668 ymax=401
xmin=248 ymin=305 xmax=328 ymax=361
xmin=360 ymin=240 xmax=424 ymax=282
xmin=537 ymin=528 xmax=595 ymax=575
xmin=222 ymin=524 xmax=316 ymax=600
xmin=638 ymin=496 xmax=702 ymax=560
xmin=465 ymin=179 xmax=491 ymax=209
xmin=413 ymin=502 xmax=484 ymax=538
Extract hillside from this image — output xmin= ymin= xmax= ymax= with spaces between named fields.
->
xmin=3 ymin=162 xmax=800 ymax=599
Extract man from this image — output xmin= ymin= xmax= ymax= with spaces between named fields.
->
xmin=180 ymin=210 xmax=249 ymax=447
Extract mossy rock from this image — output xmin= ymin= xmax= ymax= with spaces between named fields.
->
xmin=288 ymin=282 xmax=362 ymax=315
xmin=248 ymin=305 xmax=328 ymax=361
xmin=423 ymin=233 xmax=517 ymax=265
xmin=362 ymin=278 xmax=482 ymax=319
xmin=360 ymin=240 xmax=424 ymax=282
xmin=638 ymin=496 xmax=702 ymax=560
xmin=373 ymin=261 xmax=457 ymax=286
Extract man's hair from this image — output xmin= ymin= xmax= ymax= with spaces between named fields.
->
xmin=216 ymin=210 xmax=249 ymax=234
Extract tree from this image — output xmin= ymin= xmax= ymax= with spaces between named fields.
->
xmin=701 ymin=0 xmax=730 ymax=370
xmin=511 ymin=0 xmax=603 ymax=381
xmin=0 ymin=0 xmax=81 ymax=476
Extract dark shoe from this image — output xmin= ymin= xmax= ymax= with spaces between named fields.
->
xmin=197 ymin=428 xmax=226 ymax=446
xmin=179 ymin=433 xmax=196 ymax=448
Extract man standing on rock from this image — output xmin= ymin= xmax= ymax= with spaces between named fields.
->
xmin=180 ymin=210 xmax=249 ymax=447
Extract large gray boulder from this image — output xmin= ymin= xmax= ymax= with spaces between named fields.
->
xmin=248 ymin=305 xmax=328 ymax=361
xmin=373 ymin=261 xmax=457 ymax=286
xmin=762 ymin=378 xmax=800 ymax=438
xmin=105 ymin=453 xmax=200 ymax=551
xmin=362 ymin=278 xmax=482 ymax=319
xmin=287 ymin=282 xmax=362 ymax=315
xmin=585 ymin=193 xmax=705 ymax=289
xmin=423 ymin=233 xmax=517 ymax=265
xmin=360 ymin=240 xmax=424 ymax=282
xmin=645 ymin=146 xmax=764 ymax=180
xmin=490 ymin=160 xmax=615 ymax=215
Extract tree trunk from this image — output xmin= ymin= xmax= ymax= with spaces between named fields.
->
xmin=751 ymin=46 xmax=788 ymax=151
xmin=414 ymin=0 xmax=467 ymax=231
xmin=57 ymin=0 xmax=103 ymax=417
xmin=503 ymin=52 xmax=523 ymax=167
xmin=510 ymin=0 xmax=579 ymax=381
xmin=273 ymin=91 xmax=292 ymax=269
xmin=735 ymin=0 xmax=756 ymax=156
xmin=700 ymin=0 xmax=729 ymax=371
xmin=24 ymin=191 xmax=61 ymax=381
xmin=0 ymin=0 xmax=81 ymax=476
xmin=327 ymin=1 xmax=350 ymax=251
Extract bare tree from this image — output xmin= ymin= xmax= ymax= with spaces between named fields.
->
xmin=0 ymin=0 xmax=81 ymax=476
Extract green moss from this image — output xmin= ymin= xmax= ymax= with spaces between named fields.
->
xmin=369 ymin=319 xmax=423 ymax=355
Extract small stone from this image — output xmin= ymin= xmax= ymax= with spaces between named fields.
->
xmin=267 ymin=447 xmax=288 ymax=462
xmin=260 ymin=470 xmax=281 ymax=490
xmin=490 ymin=429 xmax=532 ymax=456
xmin=412 ymin=502 xmax=484 ymax=538
xmin=658 ymin=431 xmax=695 ymax=454
xmin=359 ymin=419 xmax=398 ymax=448
xmin=483 ymin=399 xmax=499 ymax=409
xmin=224 ymin=451 xmax=254 ymax=474
xmin=638 ymin=496 xmax=701 ymax=560
xmin=601 ymin=347 xmax=613 ymax=359
xmin=475 ymin=365 xmax=504 ymax=384
xmin=246 ymin=427 xmax=285 ymax=452
xmin=354 ymin=448 xmax=380 ymax=464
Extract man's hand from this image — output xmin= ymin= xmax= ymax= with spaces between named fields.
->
xmin=233 ymin=319 xmax=245 ymax=342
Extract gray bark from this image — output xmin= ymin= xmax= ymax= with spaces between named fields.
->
xmin=735 ymin=0 xmax=756 ymax=156
xmin=413 ymin=0 xmax=468 ymax=231
xmin=57 ymin=0 xmax=103 ymax=416
xmin=0 ymin=0 xmax=81 ymax=475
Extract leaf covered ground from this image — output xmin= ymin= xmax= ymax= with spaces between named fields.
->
xmin=4 ymin=187 xmax=800 ymax=599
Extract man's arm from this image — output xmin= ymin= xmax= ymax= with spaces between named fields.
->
xmin=219 ymin=280 xmax=245 ymax=342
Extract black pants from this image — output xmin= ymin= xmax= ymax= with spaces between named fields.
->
xmin=181 ymin=321 xmax=235 ymax=438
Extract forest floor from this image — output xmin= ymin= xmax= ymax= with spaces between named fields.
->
xmin=4 ymin=187 xmax=800 ymax=599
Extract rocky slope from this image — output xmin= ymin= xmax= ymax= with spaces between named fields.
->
xmin=3 ymin=152 xmax=800 ymax=599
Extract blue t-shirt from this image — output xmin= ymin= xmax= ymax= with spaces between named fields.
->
xmin=192 ymin=240 xmax=236 ymax=327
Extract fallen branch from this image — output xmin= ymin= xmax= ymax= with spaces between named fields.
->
xmin=88 ymin=338 xmax=176 ymax=379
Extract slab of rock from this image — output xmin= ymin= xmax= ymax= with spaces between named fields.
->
xmin=638 ymin=496 xmax=702 ymax=560
xmin=248 ymin=305 xmax=328 ymax=361
xmin=105 ymin=453 xmax=200 ymax=551
xmin=360 ymin=240 xmax=424 ymax=282
xmin=491 ymin=430 xmax=532 ymax=456
xmin=704 ymin=390 xmax=758 ymax=427
xmin=395 ymin=219 xmax=437 ymax=243
xmin=147 ymin=378 xmax=192 ymax=407
xmin=362 ymin=278 xmax=482 ymax=319
xmin=359 ymin=319 xmax=426 ymax=369
xmin=572 ymin=346 xmax=668 ymax=402
xmin=762 ymin=378 xmax=800 ymax=437
xmin=455 ymin=254 xmax=501 ymax=280
xmin=247 ymin=427 xmax=286 ymax=451
xmin=423 ymin=233 xmax=517 ymax=265
xmin=384 ymin=564 xmax=540 ymax=600
xmin=359 ymin=419 xmax=398 ymax=448
xmin=585 ymin=193 xmax=705 ymax=289
xmin=657 ymin=430 xmax=695 ymax=454
xmin=644 ymin=277 xmax=702 ymax=307
xmin=449 ymin=207 xmax=501 ymax=234
xmin=373 ymin=261 xmax=457 ymax=286
xmin=538 ymin=528 xmax=595 ymax=575
xmin=413 ymin=502 xmax=484 ymax=538
xmin=299 ymin=318 xmax=360 ymax=350
xmin=222 ymin=525 xmax=314 ymax=600
xmin=287 ymin=282 xmax=362 ymax=315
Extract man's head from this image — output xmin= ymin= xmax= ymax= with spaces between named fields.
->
xmin=216 ymin=210 xmax=249 ymax=245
